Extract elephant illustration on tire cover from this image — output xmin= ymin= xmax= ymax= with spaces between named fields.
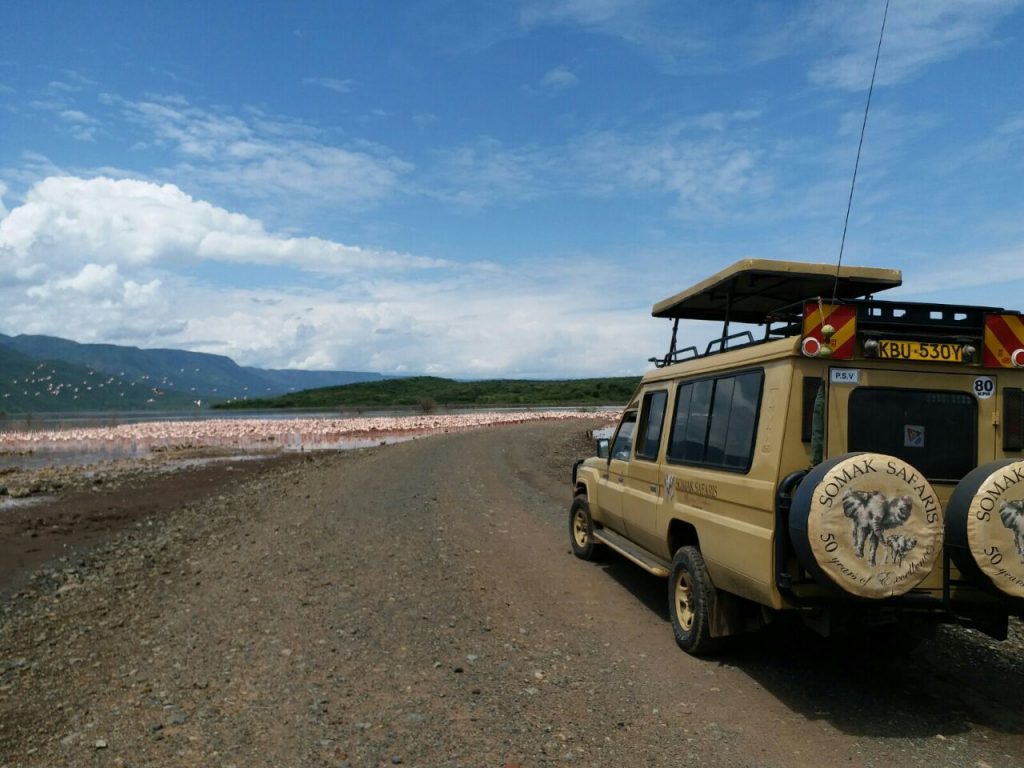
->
xmin=1001 ymin=499 xmax=1024 ymax=564
xmin=841 ymin=489 xmax=915 ymax=567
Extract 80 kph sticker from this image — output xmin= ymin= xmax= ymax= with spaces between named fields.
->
xmin=973 ymin=376 xmax=995 ymax=400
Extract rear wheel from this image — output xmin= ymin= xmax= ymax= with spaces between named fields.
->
xmin=669 ymin=546 xmax=718 ymax=655
xmin=569 ymin=496 xmax=603 ymax=561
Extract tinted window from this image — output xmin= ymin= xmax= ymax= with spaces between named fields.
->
xmin=705 ymin=377 xmax=735 ymax=465
xmin=611 ymin=411 xmax=637 ymax=461
xmin=848 ymin=388 xmax=976 ymax=482
xmin=668 ymin=383 xmax=693 ymax=459
xmin=683 ymin=379 xmax=713 ymax=461
xmin=636 ymin=390 xmax=668 ymax=461
xmin=667 ymin=370 xmax=763 ymax=472
xmin=724 ymin=372 xmax=761 ymax=469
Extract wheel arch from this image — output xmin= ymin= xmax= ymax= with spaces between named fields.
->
xmin=667 ymin=518 xmax=700 ymax=555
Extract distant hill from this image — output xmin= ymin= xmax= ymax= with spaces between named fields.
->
xmin=0 ymin=343 xmax=197 ymax=413
xmin=0 ymin=333 xmax=382 ymax=413
xmin=213 ymin=375 xmax=641 ymax=411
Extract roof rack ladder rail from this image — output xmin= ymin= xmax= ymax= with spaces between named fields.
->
xmin=650 ymin=319 xmax=682 ymax=368
xmin=720 ymin=281 xmax=733 ymax=349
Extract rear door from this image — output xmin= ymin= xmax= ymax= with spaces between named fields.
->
xmin=825 ymin=366 xmax=997 ymax=485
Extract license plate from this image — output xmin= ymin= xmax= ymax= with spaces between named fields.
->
xmin=878 ymin=340 xmax=965 ymax=362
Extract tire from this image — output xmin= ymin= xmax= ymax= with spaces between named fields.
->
xmin=569 ymin=496 xmax=604 ymax=561
xmin=668 ymin=546 xmax=718 ymax=655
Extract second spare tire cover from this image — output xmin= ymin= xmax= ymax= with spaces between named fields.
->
xmin=790 ymin=453 xmax=943 ymax=598
xmin=946 ymin=460 xmax=1024 ymax=598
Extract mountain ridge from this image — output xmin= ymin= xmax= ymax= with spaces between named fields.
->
xmin=0 ymin=333 xmax=382 ymax=412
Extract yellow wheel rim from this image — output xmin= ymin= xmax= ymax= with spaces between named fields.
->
xmin=674 ymin=571 xmax=695 ymax=631
xmin=572 ymin=510 xmax=589 ymax=548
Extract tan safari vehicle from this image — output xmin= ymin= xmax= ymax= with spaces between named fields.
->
xmin=570 ymin=259 xmax=1024 ymax=654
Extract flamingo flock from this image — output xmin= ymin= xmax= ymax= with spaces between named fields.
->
xmin=0 ymin=410 xmax=604 ymax=457
xmin=2 ymin=362 xmax=177 ymax=403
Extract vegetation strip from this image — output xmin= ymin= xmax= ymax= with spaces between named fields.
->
xmin=212 ymin=375 xmax=641 ymax=410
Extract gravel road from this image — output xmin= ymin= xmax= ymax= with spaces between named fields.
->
xmin=2 ymin=421 xmax=1023 ymax=767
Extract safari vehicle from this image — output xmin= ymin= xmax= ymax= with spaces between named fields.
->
xmin=570 ymin=259 xmax=1024 ymax=654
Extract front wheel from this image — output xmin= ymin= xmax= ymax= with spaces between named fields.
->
xmin=569 ymin=496 xmax=604 ymax=561
xmin=668 ymin=546 xmax=718 ymax=655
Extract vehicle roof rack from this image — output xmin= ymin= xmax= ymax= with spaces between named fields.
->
xmin=650 ymin=259 xmax=903 ymax=367
xmin=652 ymin=259 xmax=902 ymax=323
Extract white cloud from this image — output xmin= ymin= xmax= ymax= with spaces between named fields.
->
xmin=0 ymin=175 xmax=670 ymax=376
xmin=426 ymin=137 xmax=554 ymax=207
xmin=800 ymin=0 xmax=1021 ymax=90
xmin=0 ymin=176 xmax=442 ymax=276
xmin=522 ymin=1 xmax=1021 ymax=88
xmin=426 ymin=115 xmax=771 ymax=216
xmin=573 ymin=129 xmax=770 ymax=216
xmin=303 ymin=77 xmax=354 ymax=93
xmin=153 ymin=263 xmax=664 ymax=376
xmin=59 ymin=109 xmax=97 ymax=124
xmin=116 ymin=96 xmax=410 ymax=205
xmin=522 ymin=0 xmax=653 ymax=29
xmin=540 ymin=66 xmax=580 ymax=90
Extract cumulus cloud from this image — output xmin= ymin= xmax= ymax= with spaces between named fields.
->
xmin=0 ymin=176 xmax=439 ymax=276
xmin=0 ymin=174 xmax=671 ymax=376
xmin=148 ymin=262 xmax=665 ymax=376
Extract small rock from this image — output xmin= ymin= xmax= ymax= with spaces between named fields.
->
xmin=94 ymin=739 xmax=108 ymax=749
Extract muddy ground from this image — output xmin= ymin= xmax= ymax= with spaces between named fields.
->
xmin=1 ymin=421 xmax=1023 ymax=767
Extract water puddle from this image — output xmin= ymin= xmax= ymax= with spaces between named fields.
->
xmin=0 ymin=495 xmax=58 ymax=512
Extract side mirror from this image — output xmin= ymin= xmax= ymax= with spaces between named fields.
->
xmin=596 ymin=437 xmax=610 ymax=459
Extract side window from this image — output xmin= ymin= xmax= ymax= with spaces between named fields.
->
xmin=635 ymin=390 xmax=668 ymax=461
xmin=683 ymin=379 xmax=713 ymax=462
xmin=610 ymin=411 xmax=637 ymax=461
xmin=666 ymin=370 xmax=763 ymax=472
xmin=668 ymin=383 xmax=693 ymax=459
xmin=723 ymin=372 xmax=761 ymax=469
xmin=704 ymin=377 xmax=736 ymax=465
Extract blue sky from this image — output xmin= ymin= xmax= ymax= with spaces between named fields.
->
xmin=1 ymin=1 xmax=1023 ymax=378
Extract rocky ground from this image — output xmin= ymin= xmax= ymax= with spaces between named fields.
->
xmin=1 ymin=421 xmax=1023 ymax=767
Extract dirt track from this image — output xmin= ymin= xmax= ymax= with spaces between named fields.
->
xmin=2 ymin=421 xmax=1023 ymax=767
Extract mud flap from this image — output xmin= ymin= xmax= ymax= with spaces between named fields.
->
xmin=709 ymin=588 xmax=747 ymax=638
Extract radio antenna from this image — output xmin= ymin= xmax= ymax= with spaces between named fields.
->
xmin=832 ymin=0 xmax=891 ymax=304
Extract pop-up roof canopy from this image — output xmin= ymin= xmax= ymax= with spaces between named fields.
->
xmin=651 ymin=259 xmax=902 ymax=323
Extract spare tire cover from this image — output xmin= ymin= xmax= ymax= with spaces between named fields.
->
xmin=790 ymin=453 xmax=943 ymax=599
xmin=947 ymin=460 xmax=1024 ymax=598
